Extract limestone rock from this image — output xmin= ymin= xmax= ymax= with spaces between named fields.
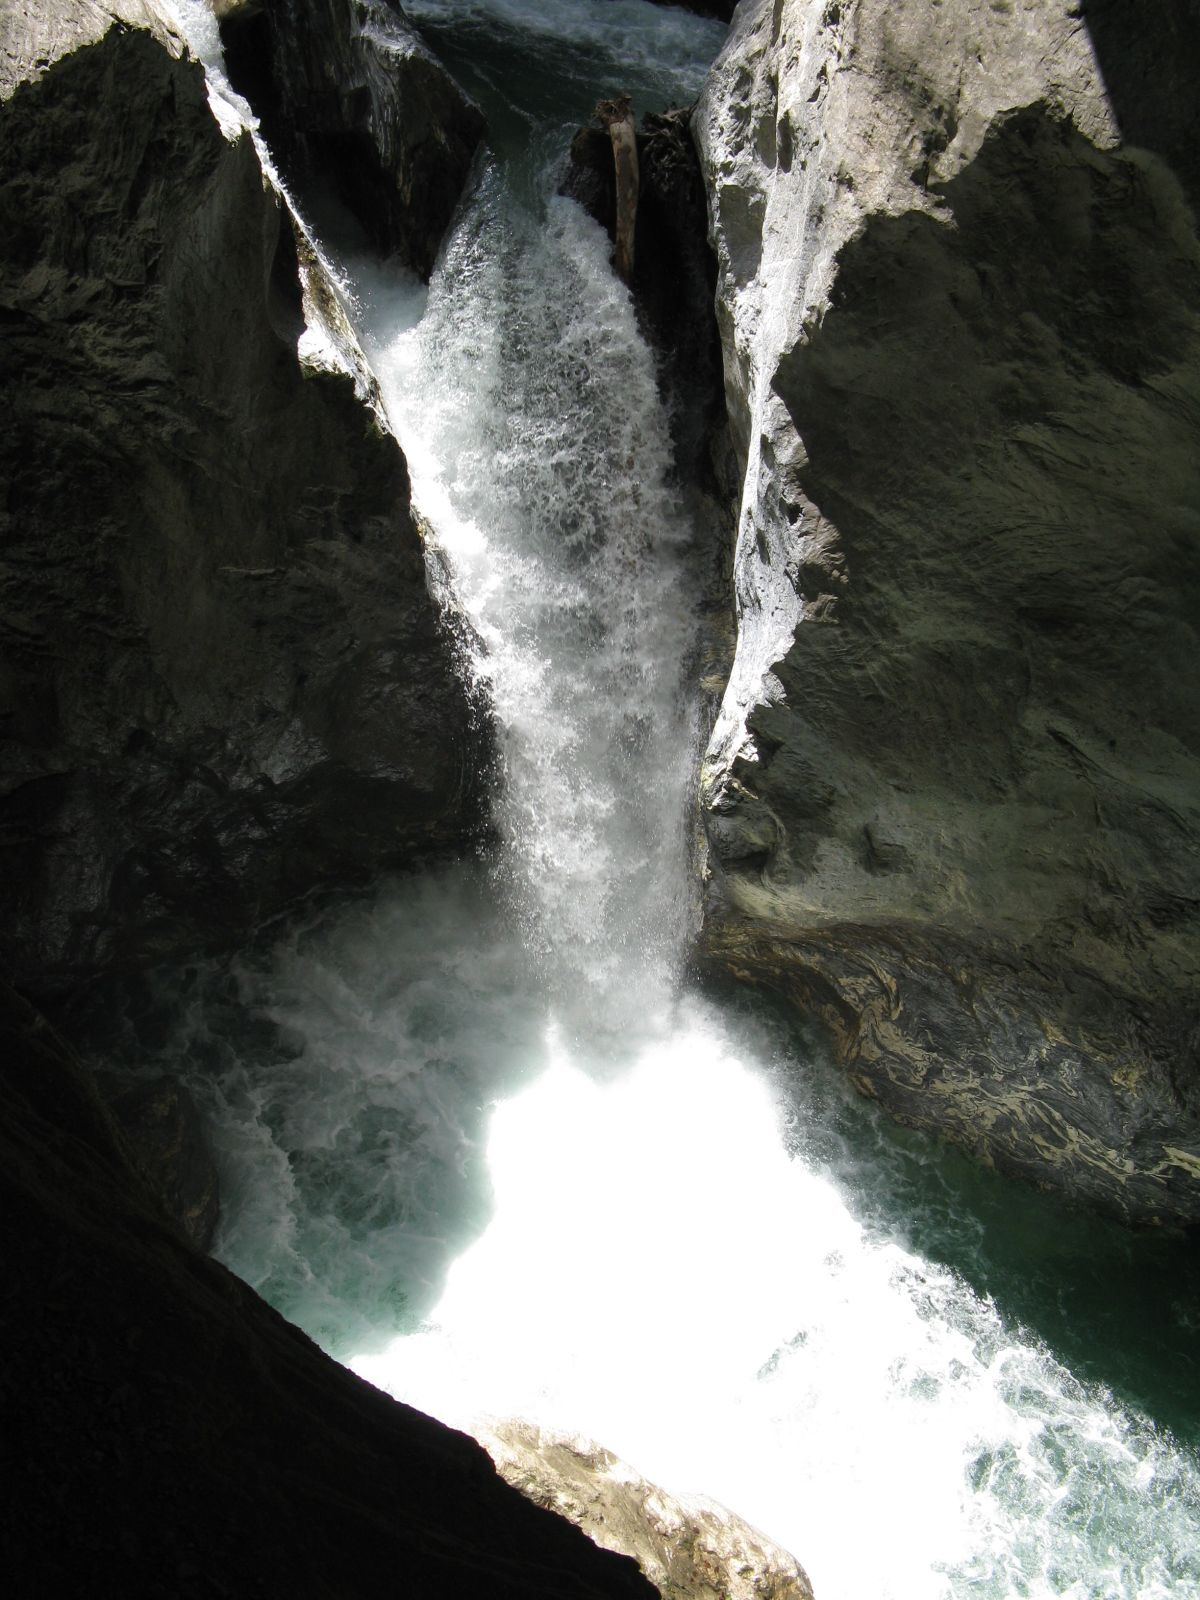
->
xmin=479 ymin=1420 xmax=815 ymax=1600
xmin=0 ymin=982 xmax=655 ymax=1598
xmin=695 ymin=0 xmax=1200 ymax=1222
xmin=0 ymin=2 xmax=486 ymax=990
xmin=220 ymin=0 xmax=485 ymax=274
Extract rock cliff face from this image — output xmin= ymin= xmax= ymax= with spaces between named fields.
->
xmin=219 ymin=0 xmax=485 ymax=273
xmin=696 ymin=0 xmax=1200 ymax=1223
xmin=0 ymin=983 xmax=655 ymax=1599
xmin=0 ymin=1 xmax=485 ymax=991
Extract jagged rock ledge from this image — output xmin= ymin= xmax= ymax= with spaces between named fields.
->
xmin=0 ymin=0 xmax=487 ymax=991
xmin=694 ymin=0 xmax=1200 ymax=1224
xmin=219 ymin=0 xmax=486 ymax=274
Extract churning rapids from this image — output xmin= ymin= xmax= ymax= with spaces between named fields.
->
xmin=109 ymin=3 xmax=1200 ymax=1596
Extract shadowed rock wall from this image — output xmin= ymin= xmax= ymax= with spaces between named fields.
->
xmin=0 ymin=983 xmax=656 ymax=1598
xmin=0 ymin=5 xmax=485 ymax=990
xmin=696 ymin=0 xmax=1200 ymax=1222
xmin=219 ymin=0 xmax=485 ymax=272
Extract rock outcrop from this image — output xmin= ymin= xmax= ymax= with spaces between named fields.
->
xmin=0 ymin=0 xmax=485 ymax=991
xmin=479 ymin=1420 xmax=815 ymax=1600
xmin=219 ymin=0 xmax=485 ymax=273
xmin=0 ymin=983 xmax=656 ymax=1598
xmin=695 ymin=0 xmax=1200 ymax=1222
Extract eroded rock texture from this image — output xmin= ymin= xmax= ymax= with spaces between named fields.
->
xmin=0 ymin=984 xmax=655 ymax=1599
xmin=696 ymin=0 xmax=1200 ymax=1222
xmin=219 ymin=0 xmax=485 ymax=273
xmin=0 ymin=2 xmax=484 ymax=990
xmin=479 ymin=1420 xmax=815 ymax=1600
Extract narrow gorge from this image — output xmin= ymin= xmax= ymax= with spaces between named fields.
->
xmin=1 ymin=3 xmax=1197 ymax=1598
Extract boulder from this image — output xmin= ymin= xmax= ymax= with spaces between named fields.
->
xmin=695 ymin=0 xmax=1200 ymax=1222
xmin=0 ymin=1 xmax=486 ymax=990
xmin=479 ymin=1420 xmax=815 ymax=1600
xmin=219 ymin=0 xmax=485 ymax=273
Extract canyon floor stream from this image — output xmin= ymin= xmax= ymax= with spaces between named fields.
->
xmin=96 ymin=3 xmax=1200 ymax=1595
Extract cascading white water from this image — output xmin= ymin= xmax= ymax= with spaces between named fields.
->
xmin=347 ymin=173 xmax=700 ymax=1032
xmin=148 ymin=4 xmax=1200 ymax=1597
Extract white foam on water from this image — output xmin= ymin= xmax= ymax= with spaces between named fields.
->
xmin=349 ymin=996 xmax=1200 ymax=1600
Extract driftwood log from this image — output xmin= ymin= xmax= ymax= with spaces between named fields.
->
xmin=597 ymin=94 xmax=639 ymax=282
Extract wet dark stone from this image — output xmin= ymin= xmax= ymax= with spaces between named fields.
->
xmin=220 ymin=0 xmax=486 ymax=273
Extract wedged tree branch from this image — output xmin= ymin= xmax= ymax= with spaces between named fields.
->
xmin=598 ymin=94 xmax=639 ymax=282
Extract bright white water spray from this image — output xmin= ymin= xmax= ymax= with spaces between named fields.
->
xmin=161 ymin=4 xmax=1200 ymax=1597
xmin=348 ymin=176 xmax=699 ymax=1033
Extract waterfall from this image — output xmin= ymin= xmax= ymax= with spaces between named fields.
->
xmin=348 ymin=170 xmax=700 ymax=1036
xmin=133 ymin=4 xmax=1200 ymax=1598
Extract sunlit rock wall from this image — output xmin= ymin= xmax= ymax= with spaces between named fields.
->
xmin=0 ymin=0 xmax=485 ymax=988
xmin=696 ymin=0 xmax=1200 ymax=1223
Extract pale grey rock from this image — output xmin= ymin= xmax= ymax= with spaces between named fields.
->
xmin=695 ymin=0 xmax=1200 ymax=1222
xmin=479 ymin=1420 xmax=815 ymax=1600
xmin=0 ymin=1 xmax=485 ymax=988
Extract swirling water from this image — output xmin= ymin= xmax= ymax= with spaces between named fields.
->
xmin=113 ymin=3 xmax=1200 ymax=1596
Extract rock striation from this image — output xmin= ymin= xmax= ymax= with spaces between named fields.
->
xmin=695 ymin=0 xmax=1200 ymax=1223
xmin=0 ymin=0 xmax=486 ymax=991
xmin=479 ymin=1420 xmax=815 ymax=1600
xmin=219 ymin=0 xmax=485 ymax=273
xmin=0 ymin=983 xmax=656 ymax=1598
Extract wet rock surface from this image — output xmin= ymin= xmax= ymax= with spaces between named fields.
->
xmin=0 ymin=983 xmax=656 ymax=1599
xmin=0 ymin=3 xmax=485 ymax=991
xmin=696 ymin=0 xmax=1200 ymax=1222
xmin=220 ymin=0 xmax=485 ymax=273
xmin=480 ymin=1420 xmax=815 ymax=1600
